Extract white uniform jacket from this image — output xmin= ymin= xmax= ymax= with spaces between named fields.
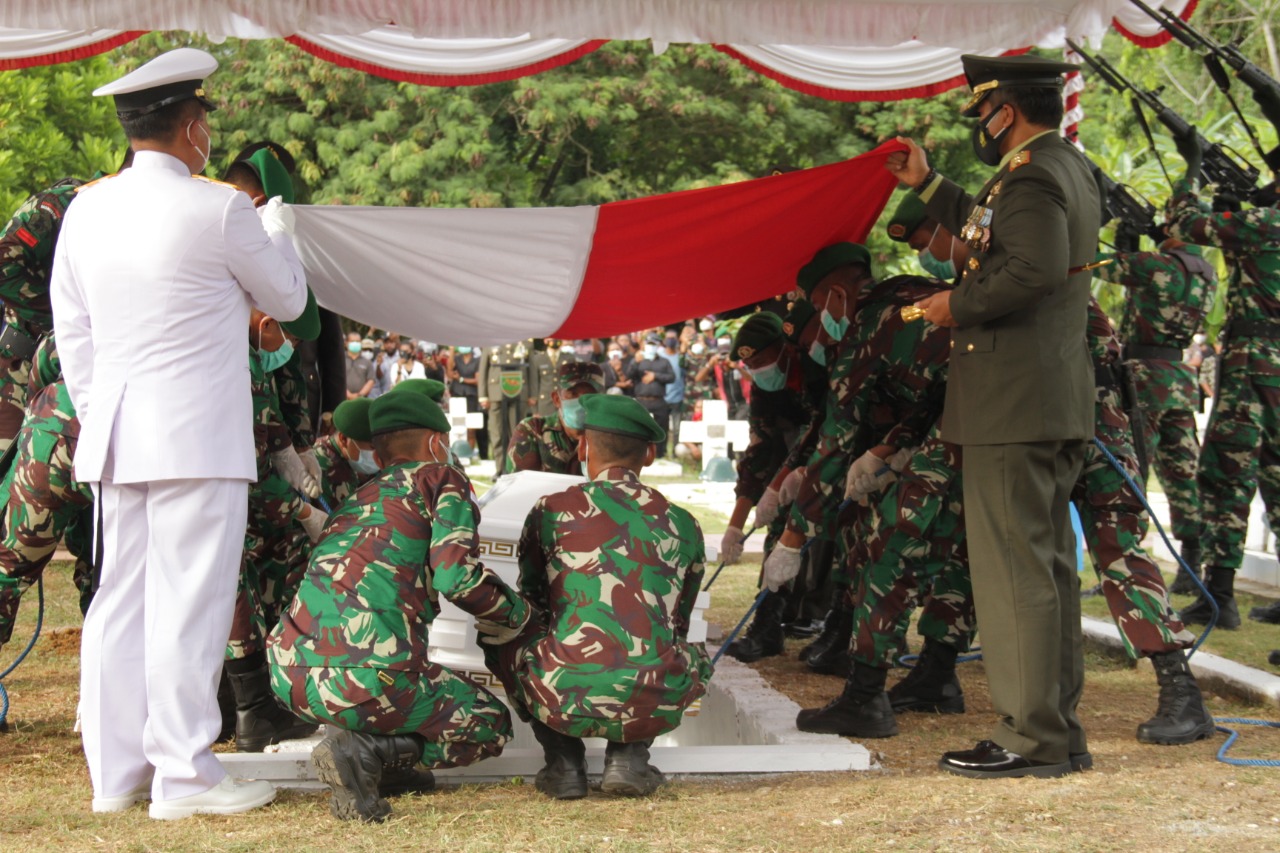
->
xmin=50 ymin=150 xmax=307 ymax=484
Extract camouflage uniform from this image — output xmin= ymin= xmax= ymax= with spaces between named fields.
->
xmin=487 ymin=466 xmax=710 ymax=742
xmin=788 ymin=277 xmax=950 ymax=581
xmin=0 ymin=179 xmax=84 ymax=449
xmin=268 ymin=460 xmax=527 ymax=768
xmin=225 ymin=351 xmax=311 ymax=661
xmin=502 ymin=411 xmax=582 ymax=476
xmin=1166 ymin=179 xmax=1280 ymax=573
xmin=0 ymin=334 xmax=94 ymax=646
xmin=1077 ymin=300 xmax=1193 ymax=657
xmin=313 ymin=433 xmax=369 ymax=511
xmin=846 ymin=431 xmax=973 ymax=668
xmin=1095 ymin=248 xmax=1214 ymax=541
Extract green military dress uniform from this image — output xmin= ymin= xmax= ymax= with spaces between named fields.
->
xmin=478 ymin=341 xmax=531 ymax=463
xmin=0 ymin=334 xmax=94 ymax=647
xmin=1094 ymin=245 xmax=1214 ymax=544
xmin=920 ymin=57 xmax=1101 ymax=766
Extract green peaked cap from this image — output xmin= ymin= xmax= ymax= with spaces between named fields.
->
xmin=581 ymin=393 xmax=665 ymax=443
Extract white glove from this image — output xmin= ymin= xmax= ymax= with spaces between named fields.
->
xmin=778 ymin=467 xmax=806 ymax=505
xmin=299 ymin=447 xmax=322 ymax=486
xmin=298 ymin=505 xmax=326 ymax=543
xmin=271 ymin=446 xmax=320 ymax=498
xmin=850 ymin=450 xmax=896 ymax=504
xmin=886 ymin=447 xmax=914 ymax=473
xmin=259 ymin=196 xmax=296 ymax=237
xmin=720 ymin=526 xmax=745 ymax=565
xmin=753 ymin=487 xmax=781 ymax=526
xmin=762 ymin=542 xmax=803 ymax=592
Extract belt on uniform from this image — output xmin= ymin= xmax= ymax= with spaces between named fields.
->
xmin=0 ymin=323 xmax=37 ymax=361
xmin=1122 ymin=343 xmax=1183 ymax=362
xmin=1094 ymin=360 xmax=1120 ymax=389
xmin=1226 ymin=318 xmax=1280 ymax=339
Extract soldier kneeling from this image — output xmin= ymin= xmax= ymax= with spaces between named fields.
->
xmin=267 ymin=383 xmax=531 ymax=822
xmin=485 ymin=395 xmax=712 ymax=799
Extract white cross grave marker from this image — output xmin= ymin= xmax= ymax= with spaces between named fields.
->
xmin=678 ymin=399 xmax=750 ymax=475
xmin=448 ymin=396 xmax=485 ymax=464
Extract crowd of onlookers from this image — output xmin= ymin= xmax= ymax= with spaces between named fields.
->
xmin=341 ymin=317 xmax=760 ymax=461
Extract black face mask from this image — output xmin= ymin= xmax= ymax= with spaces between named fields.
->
xmin=971 ymin=105 xmax=1011 ymax=167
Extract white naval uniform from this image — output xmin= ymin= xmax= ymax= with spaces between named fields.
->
xmin=50 ymin=150 xmax=307 ymax=803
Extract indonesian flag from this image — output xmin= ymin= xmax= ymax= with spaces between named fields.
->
xmin=292 ymin=140 xmax=905 ymax=345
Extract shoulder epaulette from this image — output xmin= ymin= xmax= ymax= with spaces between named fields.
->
xmin=75 ymin=174 xmax=117 ymax=194
xmin=191 ymin=174 xmax=240 ymax=190
xmin=1009 ymin=150 xmax=1032 ymax=172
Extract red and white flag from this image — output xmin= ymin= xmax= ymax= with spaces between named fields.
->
xmin=292 ymin=140 xmax=905 ymax=344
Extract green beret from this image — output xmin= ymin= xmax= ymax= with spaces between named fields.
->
xmin=332 ymin=398 xmax=372 ymax=442
xmin=280 ymin=286 xmax=319 ymax=341
xmin=581 ymin=394 xmax=665 ymax=444
xmin=796 ymin=243 xmax=872 ymax=296
xmin=886 ymin=194 xmax=931 ymax=242
xmin=369 ymin=389 xmax=450 ymax=436
xmin=389 ymin=377 xmax=446 ymax=402
xmin=558 ymin=360 xmax=605 ymax=394
xmin=782 ymin=300 xmax=817 ymax=345
xmin=244 ymin=146 xmax=295 ymax=204
xmin=731 ymin=312 xmax=785 ymax=361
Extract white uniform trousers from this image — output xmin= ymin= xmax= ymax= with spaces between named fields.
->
xmin=80 ymin=477 xmax=248 ymax=802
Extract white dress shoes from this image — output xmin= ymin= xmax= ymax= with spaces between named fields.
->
xmin=148 ymin=776 xmax=276 ymax=820
xmin=92 ymin=775 xmax=154 ymax=813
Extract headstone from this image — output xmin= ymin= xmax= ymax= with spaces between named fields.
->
xmin=677 ymin=399 xmax=750 ymax=476
xmin=447 ymin=397 xmax=485 ymax=465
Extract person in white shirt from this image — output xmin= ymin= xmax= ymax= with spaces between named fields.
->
xmin=50 ymin=48 xmax=307 ymax=820
xmin=391 ymin=341 xmax=427 ymax=386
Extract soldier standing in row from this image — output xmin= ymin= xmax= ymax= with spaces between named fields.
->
xmin=479 ymin=339 xmax=531 ymax=463
xmin=486 ymin=394 xmax=710 ymax=800
xmin=527 ymin=338 xmax=569 ymax=418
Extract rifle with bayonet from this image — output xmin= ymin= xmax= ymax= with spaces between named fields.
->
xmin=1067 ymin=39 xmax=1261 ymax=201
xmin=1129 ymin=0 xmax=1280 ymax=173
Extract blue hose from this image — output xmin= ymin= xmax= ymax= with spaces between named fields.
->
xmin=0 ymin=576 xmax=44 ymax=728
xmin=1214 ymin=718 xmax=1280 ymax=767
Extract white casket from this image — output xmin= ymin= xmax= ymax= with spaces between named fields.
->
xmin=427 ymin=469 xmax=713 ymax=697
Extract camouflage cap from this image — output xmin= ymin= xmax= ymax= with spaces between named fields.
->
xmin=731 ymin=311 xmax=785 ymax=361
xmin=389 ymin=377 xmax=446 ymax=402
xmin=796 ymin=243 xmax=872 ymax=295
xmin=782 ymin=300 xmax=817 ymax=345
xmin=558 ymin=360 xmax=605 ymax=393
xmin=369 ymin=389 xmax=450 ymax=436
xmin=280 ymin=287 xmax=319 ymax=341
xmin=886 ymin=193 xmax=931 ymax=242
xmin=332 ymin=398 xmax=372 ymax=442
xmin=581 ymin=393 xmax=665 ymax=444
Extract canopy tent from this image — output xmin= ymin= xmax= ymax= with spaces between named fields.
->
xmin=0 ymin=1 xmax=1196 ymax=342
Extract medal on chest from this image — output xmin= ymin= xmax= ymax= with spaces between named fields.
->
xmin=961 ymin=203 xmax=994 ymax=252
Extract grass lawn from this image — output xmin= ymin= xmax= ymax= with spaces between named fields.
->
xmin=3 ymin=551 xmax=1280 ymax=850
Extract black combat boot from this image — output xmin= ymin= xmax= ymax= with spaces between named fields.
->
xmin=601 ymin=740 xmax=665 ymax=796
xmin=312 ymin=728 xmax=425 ymax=822
xmin=1136 ymin=650 xmax=1216 ymax=745
xmin=805 ymin=605 xmax=853 ymax=677
xmin=1178 ymin=568 xmax=1240 ymax=629
xmin=800 ymin=594 xmax=852 ymax=664
xmin=216 ymin=668 xmax=237 ymax=744
xmin=723 ymin=589 xmax=786 ymax=663
xmin=795 ymin=662 xmax=899 ymax=738
xmin=226 ymin=662 xmax=319 ymax=752
xmin=529 ymin=720 xmax=588 ymax=800
xmin=1248 ymin=599 xmax=1280 ymax=625
xmin=1168 ymin=538 xmax=1202 ymax=597
xmin=888 ymin=639 xmax=965 ymax=714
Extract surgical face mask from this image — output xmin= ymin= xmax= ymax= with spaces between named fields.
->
xmin=691 ymin=342 xmax=706 ymax=356
xmin=361 ymin=350 xmax=373 ymax=360
xmin=559 ymin=395 xmax=586 ymax=430
xmin=700 ymin=320 xmax=713 ymax=332
xmin=607 ymin=349 xmax=622 ymax=361
xmin=259 ymin=339 xmax=293 ymax=372
xmin=643 ymin=346 xmax=657 ymax=360
xmin=186 ymin=120 xmax=211 ymax=173
xmin=808 ymin=340 xmax=828 ymax=367
xmin=918 ymin=227 xmax=956 ymax=279
xmin=351 ymin=448 xmax=379 ymax=475
xmin=971 ymin=105 xmax=1011 ymax=167
xmin=820 ymin=289 xmax=850 ymax=342
xmin=348 ymin=341 xmax=362 ymax=354
xmin=717 ymin=338 xmax=731 ymax=350
xmin=749 ymin=359 xmax=786 ymax=392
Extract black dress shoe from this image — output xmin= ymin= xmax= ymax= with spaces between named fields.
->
xmin=938 ymin=741 xmax=1072 ymax=779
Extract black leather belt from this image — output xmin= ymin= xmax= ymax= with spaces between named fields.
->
xmin=1123 ymin=343 xmax=1184 ymax=362
xmin=1226 ymin=318 xmax=1280 ymax=339
xmin=0 ymin=324 xmax=36 ymax=361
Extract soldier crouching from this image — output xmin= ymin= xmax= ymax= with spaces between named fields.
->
xmin=484 ymin=394 xmax=712 ymax=800
xmin=266 ymin=382 xmax=531 ymax=822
